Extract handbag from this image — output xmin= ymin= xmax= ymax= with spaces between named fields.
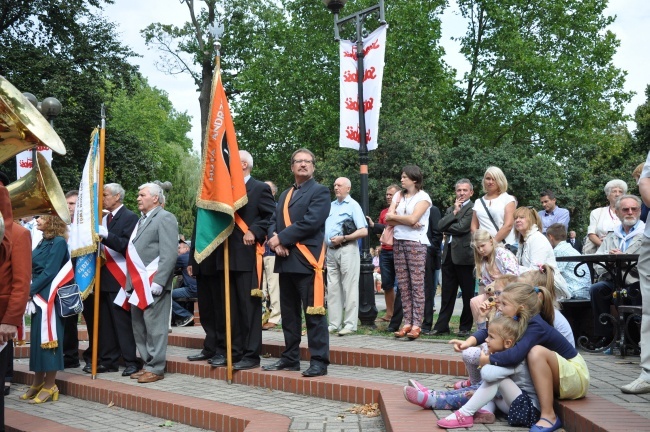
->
xmin=479 ymin=198 xmax=518 ymax=254
xmin=56 ymin=284 xmax=84 ymax=318
xmin=341 ymin=218 xmax=357 ymax=236
xmin=379 ymin=192 xmax=402 ymax=246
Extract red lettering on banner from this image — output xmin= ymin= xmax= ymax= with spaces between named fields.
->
xmin=345 ymin=97 xmax=375 ymax=113
xmin=342 ymin=40 xmax=381 ymax=61
xmin=36 ymin=145 xmax=49 ymax=151
xmin=345 ymin=125 xmax=372 ymax=143
xmin=364 ymin=67 xmax=377 ymax=81
xmin=19 ymin=159 xmax=32 ymax=168
xmin=343 ymin=70 xmax=358 ymax=82
xmin=344 ymin=67 xmax=377 ymax=83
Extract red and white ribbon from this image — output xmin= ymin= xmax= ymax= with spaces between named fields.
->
xmin=105 ymin=245 xmax=131 ymax=310
xmin=33 ymin=260 xmax=74 ymax=348
xmin=125 ymin=228 xmax=158 ymax=310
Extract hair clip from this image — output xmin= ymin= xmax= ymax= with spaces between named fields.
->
xmin=513 ymin=316 xmax=519 ymax=321
xmin=533 ymin=286 xmax=540 ymax=293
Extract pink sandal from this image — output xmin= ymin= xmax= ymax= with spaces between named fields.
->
xmin=437 ymin=410 xmax=474 ymax=429
xmin=407 ymin=379 xmax=429 ymax=392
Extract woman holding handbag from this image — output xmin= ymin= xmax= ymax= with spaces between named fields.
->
xmin=385 ymin=165 xmax=432 ymax=340
xmin=20 ymin=215 xmax=70 ymax=404
xmin=471 ymin=166 xmax=517 ymax=252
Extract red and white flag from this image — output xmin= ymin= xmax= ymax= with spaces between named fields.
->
xmin=339 ymin=24 xmax=387 ymax=151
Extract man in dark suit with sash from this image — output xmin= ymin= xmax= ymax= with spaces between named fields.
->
xmin=94 ymin=183 xmax=140 ymax=376
xmin=264 ymin=148 xmax=330 ymax=377
xmin=430 ymin=179 xmax=475 ymax=336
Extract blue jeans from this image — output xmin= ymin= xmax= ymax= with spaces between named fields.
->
xmin=172 ymin=286 xmax=196 ymax=319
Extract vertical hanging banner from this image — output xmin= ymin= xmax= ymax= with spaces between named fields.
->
xmin=69 ymin=129 xmax=100 ymax=299
xmin=15 ymin=147 xmax=53 ymax=179
xmin=339 ymin=24 xmax=387 ymax=151
xmin=194 ymin=59 xmax=248 ymax=264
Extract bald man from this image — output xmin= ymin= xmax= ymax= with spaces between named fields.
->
xmin=324 ymin=177 xmax=367 ymax=336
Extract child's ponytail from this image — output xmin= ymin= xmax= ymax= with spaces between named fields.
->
xmin=501 ymin=282 xmax=542 ymax=336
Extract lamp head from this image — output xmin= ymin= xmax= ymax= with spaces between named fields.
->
xmin=322 ymin=0 xmax=347 ymax=15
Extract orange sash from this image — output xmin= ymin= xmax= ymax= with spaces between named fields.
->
xmin=234 ymin=213 xmax=264 ymax=298
xmin=282 ymin=187 xmax=326 ymax=315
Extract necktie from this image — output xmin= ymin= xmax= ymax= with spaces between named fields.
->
xmin=107 ymin=213 xmax=113 ymax=225
xmin=138 ymin=215 xmax=146 ymax=228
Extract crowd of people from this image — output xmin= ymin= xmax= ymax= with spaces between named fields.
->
xmin=1 ymin=148 xmax=650 ymax=432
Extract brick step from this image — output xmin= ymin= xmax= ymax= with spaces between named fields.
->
xmin=12 ymin=364 xmax=290 ymax=432
xmin=5 ymin=408 xmax=86 ymax=432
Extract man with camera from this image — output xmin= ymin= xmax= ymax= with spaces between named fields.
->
xmin=325 ymin=177 xmax=367 ymax=336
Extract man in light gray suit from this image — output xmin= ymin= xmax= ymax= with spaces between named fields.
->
xmin=126 ymin=183 xmax=178 ymax=384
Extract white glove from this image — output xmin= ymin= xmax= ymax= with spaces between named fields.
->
xmin=98 ymin=225 xmax=108 ymax=238
xmin=151 ymin=282 xmax=163 ymax=296
xmin=25 ymin=301 xmax=36 ymax=315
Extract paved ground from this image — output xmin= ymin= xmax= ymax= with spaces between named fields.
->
xmin=6 ymin=294 xmax=649 ymax=431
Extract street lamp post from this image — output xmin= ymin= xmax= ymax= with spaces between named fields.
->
xmin=323 ymin=0 xmax=386 ymax=326
xmin=22 ymin=92 xmax=62 ymax=163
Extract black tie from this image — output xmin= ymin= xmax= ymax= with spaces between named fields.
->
xmin=107 ymin=213 xmax=113 ymax=225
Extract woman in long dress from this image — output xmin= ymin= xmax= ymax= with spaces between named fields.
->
xmin=20 ymin=215 xmax=69 ymax=404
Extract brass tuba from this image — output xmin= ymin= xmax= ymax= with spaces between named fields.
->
xmin=0 ymin=75 xmax=67 ymax=164
xmin=8 ymin=152 xmax=71 ymax=224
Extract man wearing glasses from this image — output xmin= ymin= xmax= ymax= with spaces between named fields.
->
xmin=264 ymin=149 xmax=330 ymax=377
xmin=586 ymin=195 xmax=645 ymax=350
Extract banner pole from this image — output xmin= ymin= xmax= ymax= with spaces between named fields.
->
xmin=91 ymin=106 xmax=107 ymax=378
xmin=224 ymin=237 xmax=233 ymax=384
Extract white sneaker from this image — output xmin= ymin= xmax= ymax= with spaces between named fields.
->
xmin=621 ymin=377 xmax=650 ymax=394
xmin=338 ymin=328 xmax=355 ymax=336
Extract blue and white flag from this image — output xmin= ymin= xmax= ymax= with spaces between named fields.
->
xmin=69 ymin=129 xmax=101 ymax=299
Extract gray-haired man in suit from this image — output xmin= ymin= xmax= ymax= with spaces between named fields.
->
xmin=127 ymin=182 xmax=178 ymax=384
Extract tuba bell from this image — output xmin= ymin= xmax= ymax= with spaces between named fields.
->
xmin=8 ymin=152 xmax=71 ymax=224
xmin=0 ymin=75 xmax=67 ymax=164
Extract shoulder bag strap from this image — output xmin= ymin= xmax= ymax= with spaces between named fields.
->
xmin=479 ymin=197 xmax=501 ymax=234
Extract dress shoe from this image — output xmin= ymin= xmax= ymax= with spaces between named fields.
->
xmin=4 ymin=385 xmax=10 ymax=396
xmin=137 ymin=372 xmax=164 ymax=383
xmin=425 ymin=329 xmax=449 ymax=336
xmin=83 ymin=364 xmax=118 ymax=374
xmin=586 ymin=336 xmax=612 ymax=350
xmin=262 ymin=359 xmax=300 ymax=371
xmin=122 ymin=365 xmax=140 ymax=377
xmin=302 ymin=364 xmax=327 ymax=377
xmin=187 ymin=353 xmax=213 ymax=361
xmin=130 ymin=369 xmax=146 ymax=379
xmin=338 ymin=328 xmax=355 ymax=336
xmin=82 ymin=364 xmax=91 ymax=373
xmin=262 ymin=322 xmax=277 ymax=330
xmin=233 ymin=359 xmax=260 ymax=370
xmin=456 ymin=330 xmax=471 ymax=338
xmin=210 ymin=355 xmax=227 ymax=367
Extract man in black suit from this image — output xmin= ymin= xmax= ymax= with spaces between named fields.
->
xmin=568 ymin=230 xmax=583 ymax=253
xmin=431 ymin=179 xmax=475 ymax=337
xmin=188 ymin=151 xmax=275 ymax=370
xmin=94 ymin=183 xmax=140 ymax=376
xmin=264 ymin=148 xmax=330 ymax=377
xmin=421 ymin=204 xmax=443 ymax=334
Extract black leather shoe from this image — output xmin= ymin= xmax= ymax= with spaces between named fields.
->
xmin=233 ymin=359 xmax=260 ymax=370
xmin=386 ymin=327 xmax=398 ymax=333
xmin=187 ymin=353 xmax=213 ymax=362
xmin=210 ymin=355 xmax=227 ymax=367
xmin=122 ymin=365 xmax=140 ymax=376
xmin=262 ymin=359 xmax=300 ymax=371
xmin=302 ymin=364 xmax=327 ymax=377
xmin=84 ymin=364 xmax=118 ymax=373
xmin=586 ymin=336 xmax=612 ymax=350
xmin=427 ymin=329 xmax=450 ymax=336
xmin=456 ymin=330 xmax=471 ymax=338
xmin=82 ymin=364 xmax=91 ymax=373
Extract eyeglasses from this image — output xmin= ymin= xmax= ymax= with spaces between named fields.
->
xmin=292 ymin=159 xmax=313 ymax=165
xmin=621 ymin=207 xmax=640 ymax=213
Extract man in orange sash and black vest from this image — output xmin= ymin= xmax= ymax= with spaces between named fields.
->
xmin=264 ymin=148 xmax=330 ymax=377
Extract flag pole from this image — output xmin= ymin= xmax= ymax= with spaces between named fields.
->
xmin=224 ymin=237 xmax=233 ymax=383
xmin=91 ymin=105 xmax=107 ymax=378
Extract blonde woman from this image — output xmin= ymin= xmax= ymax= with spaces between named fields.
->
xmin=471 ymin=166 xmax=516 ymax=246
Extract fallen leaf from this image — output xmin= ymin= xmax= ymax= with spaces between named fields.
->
xmin=107 ymin=401 xmax=114 ymax=408
xmin=346 ymin=403 xmax=381 ymax=417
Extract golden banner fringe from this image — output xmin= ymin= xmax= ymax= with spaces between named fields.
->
xmin=41 ymin=341 xmax=58 ymax=349
xmin=250 ymin=289 xmax=263 ymax=298
xmin=306 ymin=306 xmax=326 ymax=316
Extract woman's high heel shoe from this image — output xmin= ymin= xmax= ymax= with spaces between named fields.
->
xmin=407 ymin=326 xmax=422 ymax=340
xmin=394 ymin=325 xmax=412 ymax=338
xmin=29 ymin=385 xmax=59 ymax=404
xmin=19 ymin=382 xmax=44 ymax=400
